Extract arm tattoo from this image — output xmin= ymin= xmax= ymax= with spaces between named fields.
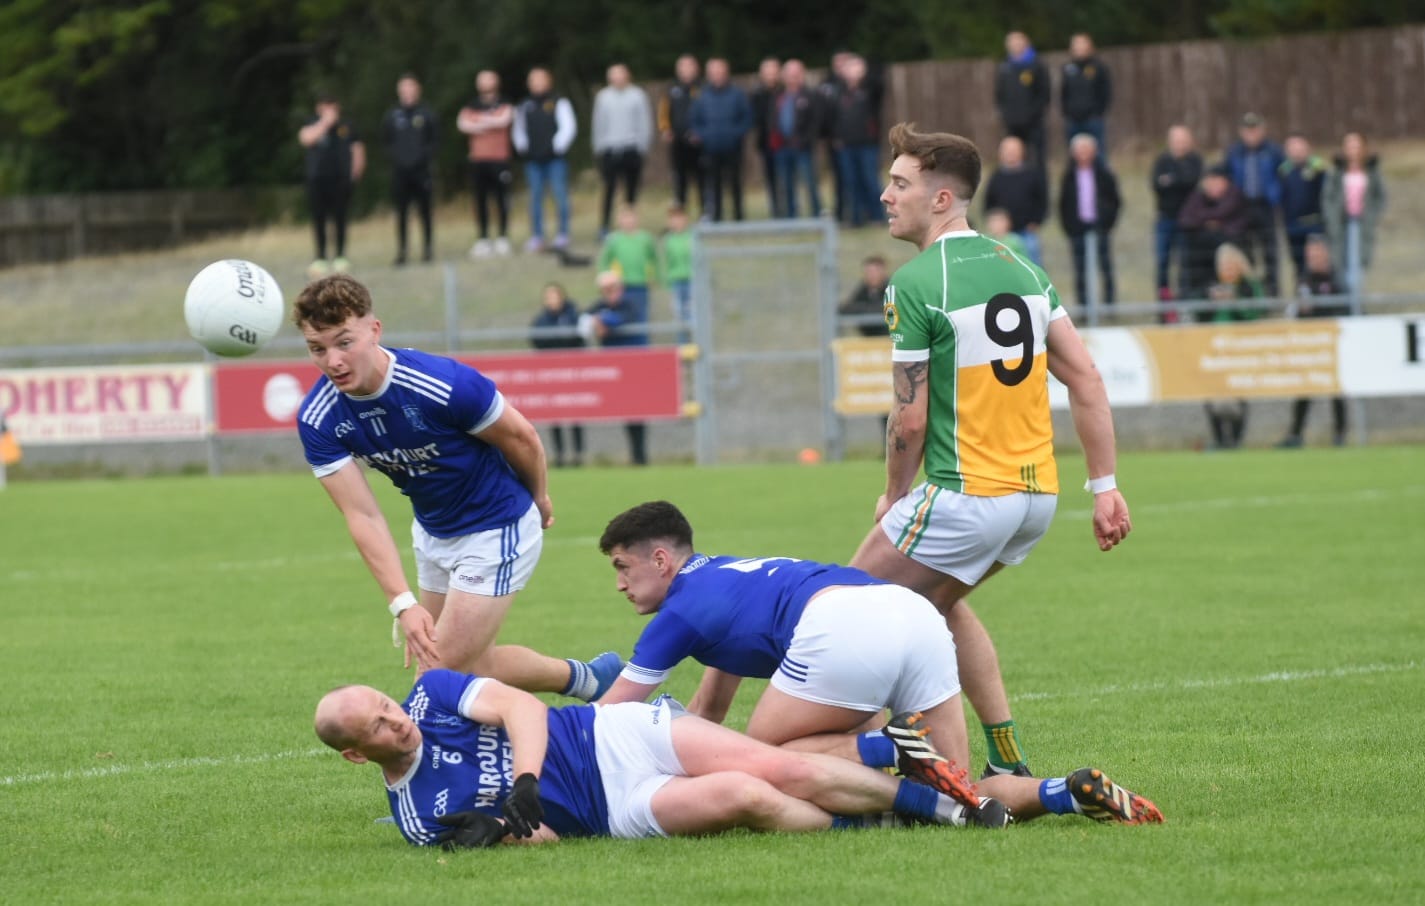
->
xmin=886 ymin=411 xmax=909 ymax=453
xmin=893 ymin=361 xmax=928 ymax=406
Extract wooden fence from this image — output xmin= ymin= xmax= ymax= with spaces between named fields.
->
xmin=881 ymin=25 xmax=1425 ymax=158
xmin=0 ymin=189 xmax=273 ymax=269
xmin=639 ymin=24 xmax=1425 ymax=185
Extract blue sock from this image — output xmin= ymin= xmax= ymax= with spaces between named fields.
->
xmin=830 ymin=815 xmax=865 ymax=830
xmin=856 ymin=730 xmax=896 ymax=768
xmin=892 ymin=779 xmax=939 ymax=823
xmin=1038 ymin=777 xmax=1079 ymax=815
xmin=562 ymin=659 xmax=593 ymax=699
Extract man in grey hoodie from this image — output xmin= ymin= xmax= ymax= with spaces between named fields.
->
xmin=592 ymin=63 xmax=654 ymax=235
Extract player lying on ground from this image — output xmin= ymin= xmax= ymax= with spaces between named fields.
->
xmin=593 ymin=501 xmax=1162 ymax=824
xmin=315 ymin=669 xmax=1016 ymax=847
xmin=294 ymin=274 xmax=619 ymax=700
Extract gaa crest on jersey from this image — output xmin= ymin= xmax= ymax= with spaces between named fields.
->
xmin=882 ymin=284 xmax=899 ymax=331
xmin=403 ymin=405 xmax=429 ymax=432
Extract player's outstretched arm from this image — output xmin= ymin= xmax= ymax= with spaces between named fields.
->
xmin=879 ymin=359 xmax=930 ymax=522
xmin=464 ymin=680 xmax=550 ymax=837
xmin=318 ymin=462 xmax=441 ymax=667
xmin=1045 ymin=316 xmax=1131 ymax=550
xmin=463 ymin=680 xmax=549 ymax=780
xmin=475 ymin=405 xmax=553 ymax=529
xmin=687 ymin=666 xmax=743 ymax=724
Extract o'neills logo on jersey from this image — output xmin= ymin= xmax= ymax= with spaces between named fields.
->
xmin=359 ymin=442 xmax=440 ymax=477
xmin=472 ymin=724 xmax=513 ymax=809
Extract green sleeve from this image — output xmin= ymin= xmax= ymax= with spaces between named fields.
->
xmin=888 ymin=275 xmax=930 ymax=354
xmin=597 ymin=240 xmax=614 ymax=273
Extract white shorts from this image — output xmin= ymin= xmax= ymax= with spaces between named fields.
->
xmin=769 ymin=585 xmax=960 ymax=715
xmin=880 ymin=484 xmax=1057 ymax=585
xmin=411 ymin=503 xmax=543 ymax=597
xmin=593 ymin=697 xmax=687 ymax=839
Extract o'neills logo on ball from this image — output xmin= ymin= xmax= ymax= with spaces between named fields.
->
xmin=230 ymin=259 xmax=258 ymax=299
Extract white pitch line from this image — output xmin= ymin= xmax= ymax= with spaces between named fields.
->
xmin=0 ymin=746 xmax=327 ymax=788
xmin=1013 ymin=661 xmax=1417 ymax=702
xmin=3 ymin=662 xmax=1415 ymax=789
xmin=1058 ymin=483 xmax=1425 ymax=520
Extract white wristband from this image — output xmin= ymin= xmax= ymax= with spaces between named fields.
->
xmin=1086 ymin=474 xmax=1117 ymax=495
xmin=388 ymin=591 xmax=418 ymax=618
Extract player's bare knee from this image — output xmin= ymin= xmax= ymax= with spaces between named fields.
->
xmin=724 ymin=776 xmax=786 ymax=826
xmin=761 ymin=752 xmax=829 ymax=799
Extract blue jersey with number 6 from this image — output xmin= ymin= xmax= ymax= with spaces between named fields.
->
xmin=385 ymin=669 xmax=608 ymax=844
xmin=621 ymin=555 xmax=881 ymax=684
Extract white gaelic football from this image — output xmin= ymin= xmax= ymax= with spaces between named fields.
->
xmin=184 ymin=259 xmax=284 ymax=357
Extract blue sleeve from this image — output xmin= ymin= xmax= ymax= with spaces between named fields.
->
xmin=416 ymin=668 xmax=483 ymax=714
xmin=596 ymin=306 xmax=629 ymax=330
xmin=625 ymin=611 xmax=704 ymax=684
xmin=445 ymin=361 xmax=503 ymax=433
xmin=298 ymin=414 xmax=350 ymax=472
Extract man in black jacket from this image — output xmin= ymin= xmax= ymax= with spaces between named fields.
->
xmin=829 ymin=55 xmax=884 ymax=227
xmin=981 ymin=136 xmax=1047 ymax=264
xmin=994 ymin=31 xmax=1050 ymax=171
xmin=769 ymin=59 xmax=822 ymax=218
xmin=383 ymin=74 xmax=438 ymax=266
xmin=1059 ymin=133 xmax=1120 ymax=307
xmin=658 ymin=55 xmax=704 ymax=214
xmin=1059 ymin=34 xmax=1111 ymax=157
xmin=1150 ymin=124 xmax=1203 ymax=305
xmin=750 ymin=57 xmax=782 ymax=217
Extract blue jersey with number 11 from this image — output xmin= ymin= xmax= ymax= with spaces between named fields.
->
xmin=297 ymin=347 xmax=532 ymax=538
xmin=622 ymin=555 xmax=880 ymax=684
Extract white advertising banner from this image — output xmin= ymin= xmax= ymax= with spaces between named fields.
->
xmin=832 ymin=315 xmax=1425 ymax=414
xmin=1045 ymin=314 xmax=1425 ymax=409
xmin=0 ymin=363 xmax=211 ymax=444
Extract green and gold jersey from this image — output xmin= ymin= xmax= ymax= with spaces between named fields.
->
xmin=885 ymin=230 xmax=1065 ymax=496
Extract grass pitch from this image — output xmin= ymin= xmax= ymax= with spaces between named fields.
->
xmin=2 ymin=445 xmax=1422 ymax=904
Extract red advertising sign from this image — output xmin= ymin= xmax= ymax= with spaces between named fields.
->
xmin=214 ymin=347 xmax=685 ymax=434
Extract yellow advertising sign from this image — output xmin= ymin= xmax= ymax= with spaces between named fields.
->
xmin=1136 ymin=321 xmax=1342 ymax=400
xmin=830 ymin=337 xmax=894 ymax=415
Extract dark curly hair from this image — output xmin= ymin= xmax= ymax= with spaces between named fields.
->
xmin=599 ymin=501 xmax=694 ymax=555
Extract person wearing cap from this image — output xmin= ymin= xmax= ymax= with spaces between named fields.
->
xmin=1225 ymin=113 xmax=1285 ymax=295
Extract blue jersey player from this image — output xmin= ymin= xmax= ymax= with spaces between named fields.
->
xmin=314 ymin=669 xmax=1019 ymax=846
xmin=595 ymin=501 xmax=1164 ymax=825
xmin=294 ymin=275 xmax=620 ymax=700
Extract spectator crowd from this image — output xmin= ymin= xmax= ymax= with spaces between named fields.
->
xmin=298 ymin=39 xmax=1388 ymax=457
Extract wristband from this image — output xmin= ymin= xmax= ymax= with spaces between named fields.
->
xmin=388 ymin=591 xmax=418 ymax=618
xmin=1085 ymin=474 xmax=1117 ymax=495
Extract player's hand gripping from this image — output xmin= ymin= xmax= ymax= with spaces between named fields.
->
xmin=433 ymin=810 xmax=507 ymax=850
xmin=398 ymin=606 xmax=441 ymax=672
xmin=502 ymin=773 xmax=544 ymax=838
xmin=1092 ymin=489 xmax=1132 ymax=551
